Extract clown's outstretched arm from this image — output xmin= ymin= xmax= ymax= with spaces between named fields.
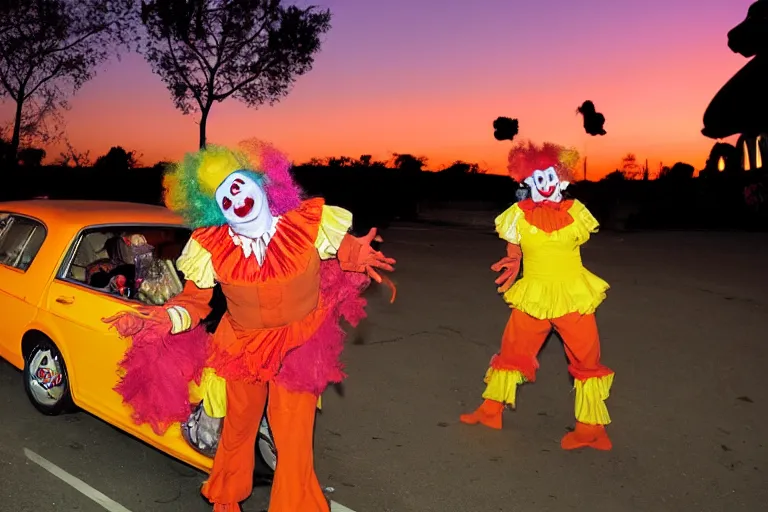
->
xmin=165 ymin=236 xmax=216 ymax=333
xmin=164 ymin=280 xmax=215 ymax=334
xmin=491 ymin=205 xmax=524 ymax=293
xmin=103 ymin=235 xmax=215 ymax=337
xmin=315 ymin=204 xmax=397 ymax=296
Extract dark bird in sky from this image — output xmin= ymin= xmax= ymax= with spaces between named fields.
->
xmin=493 ymin=117 xmax=519 ymax=141
xmin=577 ymin=101 xmax=607 ymax=136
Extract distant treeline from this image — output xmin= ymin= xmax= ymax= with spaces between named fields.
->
xmin=1 ymin=164 xmax=766 ymax=232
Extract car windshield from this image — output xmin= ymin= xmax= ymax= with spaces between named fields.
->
xmin=65 ymin=225 xmax=191 ymax=305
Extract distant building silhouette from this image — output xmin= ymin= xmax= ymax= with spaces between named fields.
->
xmin=702 ymin=0 xmax=768 ymax=171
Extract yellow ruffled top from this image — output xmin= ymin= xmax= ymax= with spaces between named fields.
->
xmin=494 ymin=200 xmax=609 ymax=320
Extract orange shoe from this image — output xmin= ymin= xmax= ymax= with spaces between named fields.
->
xmin=459 ymin=399 xmax=504 ymax=430
xmin=560 ymin=422 xmax=612 ymax=451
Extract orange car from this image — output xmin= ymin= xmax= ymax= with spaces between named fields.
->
xmin=0 ymin=200 xmax=276 ymax=475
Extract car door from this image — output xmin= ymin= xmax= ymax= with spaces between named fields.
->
xmin=0 ymin=213 xmax=50 ymax=368
xmin=44 ymin=277 xmax=135 ymax=422
xmin=42 ymin=224 xmax=191 ymax=432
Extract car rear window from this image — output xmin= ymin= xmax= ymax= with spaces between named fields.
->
xmin=61 ymin=225 xmax=192 ymax=306
xmin=0 ymin=213 xmax=47 ymax=272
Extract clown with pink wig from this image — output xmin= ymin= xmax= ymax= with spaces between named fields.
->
xmin=105 ymin=141 xmax=395 ymax=511
xmin=460 ymin=139 xmax=615 ymax=451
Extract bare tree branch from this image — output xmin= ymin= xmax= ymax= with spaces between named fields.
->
xmin=140 ymin=0 xmax=331 ymax=148
xmin=0 ymin=0 xmax=137 ymax=164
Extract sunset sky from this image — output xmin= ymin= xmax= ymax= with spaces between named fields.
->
xmin=2 ymin=0 xmax=756 ymax=178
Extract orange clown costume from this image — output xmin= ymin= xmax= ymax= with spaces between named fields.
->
xmin=106 ymin=141 xmax=395 ymax=512
xmin=460 ymin=140 xmax=614 ymax=450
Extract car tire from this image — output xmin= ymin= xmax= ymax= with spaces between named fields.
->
xmin=23 ymin=339 xmax=75 ymax=416
xmin=253 ymin=416 xmax=276 ymax=481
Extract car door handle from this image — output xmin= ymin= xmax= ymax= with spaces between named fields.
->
xmin=55 ymin=296 xmax=75 ymax=305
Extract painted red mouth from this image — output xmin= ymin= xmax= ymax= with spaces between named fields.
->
xmin=234 ymin=197 xmax=255 ymax=218
xmin=538 ymin=186 xmax=555 ymax=197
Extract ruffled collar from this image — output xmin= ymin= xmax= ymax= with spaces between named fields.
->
xmin=517 ymin=198 xmax=575 ymax=233
xmin=517 ymin=198 xmax=571 ymax=212
xmin=192 ymin=198 xmax=325 ymax=285
xmin=227 ymin=216 xmax=280 ymax=265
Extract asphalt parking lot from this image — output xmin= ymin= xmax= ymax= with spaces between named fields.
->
xmin=2 ymin=223 xmax=768 ymax=512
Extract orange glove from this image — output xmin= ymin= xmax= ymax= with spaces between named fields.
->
xmin=103 ymin=306 xmax=172 ymax=338
xmin=338 ymin=228 xmax=397 ymax=302
xmin=491 ymin=243 xmax=522 ymax=293
xmin=338 ymin=228 xmax=396 ymax=281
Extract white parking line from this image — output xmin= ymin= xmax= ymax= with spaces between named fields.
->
xmin=331 ymin=502 xmax=358 ymax=512
xmin=25 ymin=447 xmax=359 ymax=512
xmin=24 ymin=448 xmax=133 ymax=512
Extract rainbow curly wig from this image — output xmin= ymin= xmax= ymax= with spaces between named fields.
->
xmin=163 ymin=139 xmax=303 ymax=228
xmin=507 ymin=139 xmax=580 ymax=183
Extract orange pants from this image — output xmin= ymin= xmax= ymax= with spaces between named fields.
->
xmin=492 ymin=309 xmax=613 ymax=382
xmin=201 ymin=379 xmax=329 ymax=512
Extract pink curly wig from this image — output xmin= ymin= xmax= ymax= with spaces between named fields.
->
xmin=507 ymin=140 xmax=580 ymax=183
xmin=237 ymin=138 xmax=303 ymax=215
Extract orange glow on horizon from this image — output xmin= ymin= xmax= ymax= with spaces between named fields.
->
xmin=0 ymin=1 xmax=754 ymax=182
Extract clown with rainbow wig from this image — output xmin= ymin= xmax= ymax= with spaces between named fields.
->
xmin=460 ymin=140 xmax=615 ymax=451
xmin=105 ymin=140 xmax=395 ymax=511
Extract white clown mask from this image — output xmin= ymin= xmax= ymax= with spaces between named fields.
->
xmin=215 ymin=171 xmax=273 ymax=239
xmin=523 ymin=166 xmax=570 ymax=203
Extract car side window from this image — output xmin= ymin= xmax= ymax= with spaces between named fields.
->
xmin=63 ymin=226 xmax=190 ymax=306
xmin=0 ymin=214 xmax=47 ymax=272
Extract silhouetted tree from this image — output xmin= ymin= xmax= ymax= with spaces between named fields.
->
xmin=620 ymin=153 xmax=641 ymax=179
xmin=658 ymin=162 xmax=695 ymax=181
xmin=0 ymin=137 xmax=9 ymax=165
xmin=326 ymin=156 xmax=355 ymax=167
xmin=94 ymin=146 xmax=140 ymax=171
xmin=140 ymin=0 xmax=332 ymax=148
xmin=356 ymin=154 xmax=386 ymax=168
xmin=440 ymin=160 xmax=485 ymax=175
xmin=152 ymin=160 xmax=172 ymax=171
xmin=17 ymin=147 xmax=46 ymax=167
xmin=602 ymin=170 xmax=626 ymax=182
xmin=0 ymin=0 xmax=135 ymax=164
xmin=54 ymin=138 xmax=92 ymax=168
xmin=304 ymin=157 xmax=325 ymax=166
xmin=392 ymin=153 xmax=427 ymax=172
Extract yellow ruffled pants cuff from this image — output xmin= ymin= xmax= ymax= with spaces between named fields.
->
xmin=574 ymin=373 xmax=614 ymax=425
xmin=189 ymin=367 xmax=227 ymax=418
xmin=482 ymin=368 xmax=526 ymax=406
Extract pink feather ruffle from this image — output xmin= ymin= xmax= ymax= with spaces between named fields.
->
xmin=114 ymin=262 xmax=368 ymax=431
xmin=114 ymin=324 xmax=210 ymax=436
xmin=275 ymin=259 xmax=370 ymax=395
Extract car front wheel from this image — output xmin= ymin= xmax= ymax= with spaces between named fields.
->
xmin=23 ymin=339 xmax=75 ymax=415
xmin=257 ymin=417 xmax=277 ymax=474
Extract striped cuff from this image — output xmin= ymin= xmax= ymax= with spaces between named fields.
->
xmin=167 ymin=305 xmax=192 ymax=334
